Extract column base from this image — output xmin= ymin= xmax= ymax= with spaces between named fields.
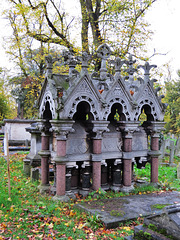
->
xmin=38 ymin=184 xmax=50 ymax=194
xmin=120 ymin=185 xmax=134 ymax=193
xmin=52 ymin=194 xmax=70 ymax=202
xmin=101 ymin=184 xmax=109 ymax=191
xmin=111 ymin=185 xmax=121 ymax=192
xmin=50 ymin=185 xmax=56 ymax=195
xmin=66 ymin=191 xmax=76 ymax=200
xmin=79 ymin=189 xmax=89 ymax=197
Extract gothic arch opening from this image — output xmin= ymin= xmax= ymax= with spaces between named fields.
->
xmin=108 ymin=103 xmax=126 ymax=122
xmin=43 ymin=101 xmax=52 ymax=120
xmin=139 ymin=104 xmax=154 ymax=124
xmin=73 ymin=101 xmax=94 ymax=122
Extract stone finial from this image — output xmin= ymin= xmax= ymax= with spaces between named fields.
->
xmin=81 ymin=51 xmax=91 ymax=73
xmin=138 ymin=62 xmax=157 ymax=75
xmin=125 ymin=54 xmax=137 ymax=82
xmin=45 ymin=55 xmax=53 ymax=77
xmin=97 ymin=43 xmax=111 ymax=80
xmin=109 ymin=57 xmax=125 ymax=73
xmin=138 ymin=62 xmax=157 ymax=82
xmin=62 ymin=48 xmax=80 ymax=77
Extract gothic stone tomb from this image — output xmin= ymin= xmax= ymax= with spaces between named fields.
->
xmin=35 ymin=43 xmax=166 ymax=201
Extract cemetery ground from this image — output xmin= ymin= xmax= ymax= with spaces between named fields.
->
xmin=1 ymin=150 xmax=180 ymax=240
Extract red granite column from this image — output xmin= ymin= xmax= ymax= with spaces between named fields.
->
xmin=151 ymin=136 xmax=159 ymax=183
xmin=92 ymin=139 xmax=102 ymax=190
xmin=41 ymin=134 xmax=50 ymax=186
xmin=56 ymin=139 xmax=66 ymax=196
xmin=123 ymin=137 xmax=132 ymax=187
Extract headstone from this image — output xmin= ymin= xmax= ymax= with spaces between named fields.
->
xmin=169 ymin=140 xmax=176 ymax=167
xmin=23 ymin=159 xmax=31 ymax=176
xmin=175 ymin=138 xmax=180 ymax=157
xmin=31 ymin=168 xmax=39 ymax=181
xmin=177 ymin=162 xmax=180 ymax=179
xmin=159 ymin=139 xmax=165 ymax=164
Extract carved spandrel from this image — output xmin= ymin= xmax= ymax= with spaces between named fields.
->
xmin=141 ymin=86 xmax=154 ymax=99
xmin=76 ymin=79 xmax=91 ymax=94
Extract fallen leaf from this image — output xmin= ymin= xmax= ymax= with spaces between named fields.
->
xmin=48 ymin=223 xmax=54 ymax=229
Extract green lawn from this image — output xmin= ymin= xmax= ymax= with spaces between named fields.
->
xmin=0 ymin=152 xmax=180 ymax=240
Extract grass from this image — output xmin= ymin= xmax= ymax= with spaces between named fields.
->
xmin=0 ymin=150 xmax=180 ymax=239
xmin=0 ymin=153 xmax=140 ymax=240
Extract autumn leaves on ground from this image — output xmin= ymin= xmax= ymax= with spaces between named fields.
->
xmin=0 ymin=151 xmax=180 ymax=240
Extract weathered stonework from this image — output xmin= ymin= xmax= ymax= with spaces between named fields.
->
xmin=34 ymin=43 xmax=166 ymax=199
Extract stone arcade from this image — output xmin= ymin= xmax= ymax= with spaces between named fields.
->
xmin=30 ymin=43 xmax=166 ymax=201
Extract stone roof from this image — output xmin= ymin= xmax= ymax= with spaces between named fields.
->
xmin=37 ymin=43 xmax=167 ymax=122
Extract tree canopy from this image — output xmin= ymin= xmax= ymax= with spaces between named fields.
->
xmin=0 ymin=68 xmax=16 ymax=121
xmin=6 ymin=0 xmax=157 ymax=56
xmin=3 ymin=0 xmax=157 ymax=119
xmin=164 ymin=72 xmax=180 ymax=134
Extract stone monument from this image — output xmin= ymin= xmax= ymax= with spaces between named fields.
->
xmin=32 ymin=43 xmax=166 ymax=201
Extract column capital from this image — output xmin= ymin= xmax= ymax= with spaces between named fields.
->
xmin=149 ymin=121 xmax=165 ymax=137
xmin=36 ymin=119 xmax=51 ymax=135
xmin=91 ymin=120 xmax=110 ymax=139
xmin=50 ymin=120 xmax=75 ymax=140
xmin=118 ymin=121 xmax=140 ymax=138
xmin=26 ymin=122 xmax=41 ymax=134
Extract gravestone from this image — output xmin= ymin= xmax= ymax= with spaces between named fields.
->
xmin=134 ymin=204 xmax=180 ymax=240
xmin=175 ymin=138 xmax=180 ymax=157
xmin=169 ymin=140 xmax=176 ymax=167
xmin=159 ymin=139 xmax=165 ymax=164
xmin=177 ymin=163 xmax=180 ymax=179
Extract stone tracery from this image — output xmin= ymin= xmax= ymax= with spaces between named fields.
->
xmin=30 ymin=43 xmax=167 ymax=201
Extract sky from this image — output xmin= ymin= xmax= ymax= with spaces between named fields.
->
xmin=0 ymin=0 xmax=180 ymax=79
xmin=145 ymin=0 xmax=180 ymax=79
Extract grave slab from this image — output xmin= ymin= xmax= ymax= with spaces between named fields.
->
xmin=76 ymin=191 xmax=180 ymax=228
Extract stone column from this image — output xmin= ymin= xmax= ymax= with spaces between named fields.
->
xmin=92 ymin=139 xmax=102 ymax=190
xmin=119 ymin=121 xmax=140 ymax=192
xmin=50 ymin=120 xmax=74 ymax=202
xmin=150 ymin=122 xmax=165 ymax=184
xmin=91 ymin=121 xmax=109 ymax=191
xmin=37 ymin=119 xmax=51 ymax=194
xmin=123 ymin=137 xmax=133 ymax=187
